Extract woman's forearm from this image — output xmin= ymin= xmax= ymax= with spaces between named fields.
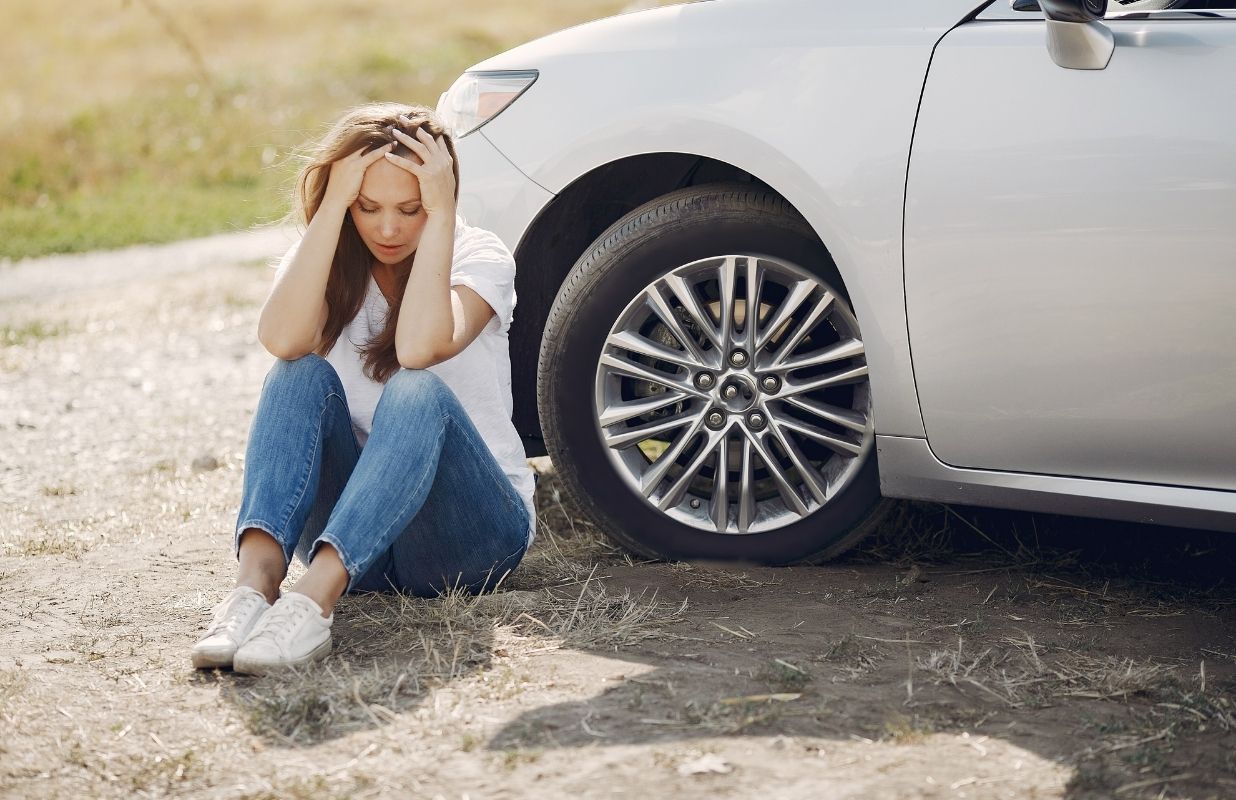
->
xmin=257 ymin=201 xmax=347 ymax=358
xmin=394 ymin=213 xmax=457 ymax=368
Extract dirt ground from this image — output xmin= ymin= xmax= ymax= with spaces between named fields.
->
xmin=2 ymin=231 xmax=1235 ymax=799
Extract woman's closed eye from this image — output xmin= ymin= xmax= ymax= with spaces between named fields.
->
xmin=357 ymin=204 xmax=421 ymax=216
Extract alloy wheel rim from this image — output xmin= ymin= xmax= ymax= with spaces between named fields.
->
xmin=593 ymin=254 xmax=874 ymax=535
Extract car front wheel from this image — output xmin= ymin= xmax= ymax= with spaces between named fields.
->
xmin=538 ymin=184 xmax=888 ymax=564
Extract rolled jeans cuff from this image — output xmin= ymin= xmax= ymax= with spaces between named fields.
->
xmin=234 ymin=519 xmax=293 ymax=563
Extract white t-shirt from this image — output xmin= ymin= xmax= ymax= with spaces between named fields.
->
xmin=273 ymin=217 xmax=536 ymax=542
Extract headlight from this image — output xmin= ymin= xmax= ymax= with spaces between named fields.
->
xmin=437 ymin=70 xmax=539 ymax=138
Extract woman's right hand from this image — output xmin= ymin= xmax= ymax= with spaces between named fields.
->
xmin=320 ymin=142 xmax=394 ymax=214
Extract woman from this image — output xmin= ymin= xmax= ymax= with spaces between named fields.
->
xmin=191 ymin=103 xmax=536 ymax=674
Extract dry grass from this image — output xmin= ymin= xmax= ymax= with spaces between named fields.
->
xmin=512 ymin=575 xmax=688 ymax=650
xmin=0 ymin=668 xmax=27 ymax=713
xmin=230 ymin=559 xmax=686 ymax=743
xmin=915 ymin=634 xmax=1184 ymax=709
xmin=668 ymin=562 xmax=783 ymax=591
xmin=0 ymin=0 xmax=668 ymax=258
xmin=814 ymin=634 xmax=885 ymax=681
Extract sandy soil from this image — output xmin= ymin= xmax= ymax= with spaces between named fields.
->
xmin=2 ymin=232 xmax=1235 ymax=799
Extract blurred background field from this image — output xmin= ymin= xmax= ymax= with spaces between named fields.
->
xmin=0 ymin=0 xmax=654 ymax=261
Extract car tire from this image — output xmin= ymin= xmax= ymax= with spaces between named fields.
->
xmin=537 ymin=183 xmax=890 ymax=564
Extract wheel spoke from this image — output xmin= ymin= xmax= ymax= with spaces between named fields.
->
xmin=717 ymin=256 xmax=739 ymax=347
xmin=639 ymin=410 xmax=709 ymax=497
xmin=603 ymin=407 xmax=699 ymax=450
xmin=599 ymin=353 xmax=706 ymax=398
xmin=606 ymin=329 xmax=702 ymax=371
xmin=778 ymin=364 xmax=870 ymax=397
xmin=776 ymin=338 xmax=864 ymax=373
xmin=768 ymin=291 xmax=836 ymax=368
xmin=742 ymin=426 xmax=809 ymax=516
xmin=767 ymin=419 xmax=829 ymax=504
xmin=774 ymin=410 xmax=863 ymax=457
xmin=743 ymin=258 xmax=764 ymax=355
xmin=755 ymin=278 xmax=814 ymax=354
xmin=710 ymin=430 xmax=730 ymax=532
xmin=783 ymin=395 xmax=868 ymax=434
xmin=657 ymin=428 xmax=723 ymax=511
xmin=737 ymin=436 xmax=756 ymax=533
xmin=599 ymin=390 xmax=689 ymax=428
xmin=644 ymin=286 xmax=712 ymax=365
xmin=663 ymin=272 xmax=721 ymax=351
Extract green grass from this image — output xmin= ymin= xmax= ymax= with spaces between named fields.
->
xmin=2 ymin=320 xmax=69 ymax=347
xmin=0 ymin=0 xmax=661 ymax=260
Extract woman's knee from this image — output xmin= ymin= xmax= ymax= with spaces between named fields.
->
xmin=264 ymin=353 xmax=341 ymax=395
xmin=379 ymin=368 xmax=450 ymax=412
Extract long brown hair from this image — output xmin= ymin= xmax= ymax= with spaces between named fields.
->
xmin=293 ymin=103 xmax=460 ymax=383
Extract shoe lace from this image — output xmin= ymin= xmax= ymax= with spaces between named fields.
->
xmin=244 ymin=597 xmax=312 ymax=649
xmin=206 ymin=590 xmax=266 ymax=637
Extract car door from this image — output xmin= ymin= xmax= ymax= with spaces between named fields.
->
xmin=902 ymin=5 xmax=1236 ymax=491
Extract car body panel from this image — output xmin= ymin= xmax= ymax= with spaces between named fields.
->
xmin=454 ymin=130 xmax=555 ymax=256
xmin=904 ymin=17 xmax=1236 ymax=490
xmin=879 ymin=435 xmax=1236 ymax=532
xmin=461 ymin=0 xmax=990 ymax=439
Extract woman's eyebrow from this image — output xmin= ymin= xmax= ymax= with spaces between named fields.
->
xmin=356 ymin=193 xmax=421 ymax=207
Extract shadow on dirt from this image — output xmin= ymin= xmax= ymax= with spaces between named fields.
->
xmin=483 ymin=503 xmax=1236 ymax=798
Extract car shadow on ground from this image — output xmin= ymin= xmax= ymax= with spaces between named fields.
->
xmin=482 ymin=505 xmax=1236 ymax=798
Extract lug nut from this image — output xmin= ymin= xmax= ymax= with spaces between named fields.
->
xmin=728 ymin=350 xmax=749 ymax=368
xmin=706 ymin=410 xmax=726 ymax=429
xmin=723 ymin=385 xmax=738 ymax=400
xmin=689 ymin=498 xmax=701 ymax=509
xmin=760 ymin=375 xmax=780 ymax=393
xmin=695 ymin=372 xmax=716 ymax=390
xmin=747 ymin=411 xmax=767 ymax=430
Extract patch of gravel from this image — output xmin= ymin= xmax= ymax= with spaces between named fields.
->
xmin=0 ymin=224 xmax=298 ymax=303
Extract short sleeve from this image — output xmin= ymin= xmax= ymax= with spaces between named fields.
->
xmin=450 ymin=223 xmax=517 ymax=334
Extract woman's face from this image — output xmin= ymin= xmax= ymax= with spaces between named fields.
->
xmin=349 ymin=155 xmax=427 ymax=266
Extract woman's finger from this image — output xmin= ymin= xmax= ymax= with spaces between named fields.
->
xmin=414 ymin=127 xmax=443 ymax=156
xmin=433 ymin=135 xmax=452 ymax=162
xmin=392 ymin=128 xmax=432 ymax=163
xmin=360 ymin=142 xmax=395 ymax=166
xmin=383 ymin=151 xmax=425 ymax=175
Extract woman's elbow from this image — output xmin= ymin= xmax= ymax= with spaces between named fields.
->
xmin=396 ymin=345 xmax=443 ymax=371
xmin=257 ymin=320 xmax=313 ymax=361
xmin=258 ymin=328 xmax=313 ymax=361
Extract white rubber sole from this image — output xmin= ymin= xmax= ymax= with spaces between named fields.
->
xmin=232 ymin=638 xmax=332 ymax=676
xmin=191 ymin=646 xmax=237 ymax=670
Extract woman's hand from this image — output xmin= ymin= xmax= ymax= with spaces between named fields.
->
xmin=320 ymin=142 xmax=395 ymax=214
xmin=387 ymin=124 xmax=457 ymax=218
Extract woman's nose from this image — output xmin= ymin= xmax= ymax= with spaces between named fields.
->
xmin=379 ymin=214 xmax=399 ymax=238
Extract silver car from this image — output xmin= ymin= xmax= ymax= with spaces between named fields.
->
xmin=437 ymin=0 xmax=1236 ymax=563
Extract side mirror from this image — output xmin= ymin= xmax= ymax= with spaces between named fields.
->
xmin=1040 ymin=0 xmax=1106 ymax=22
xmin=1038 ymin=0 xmax=1114 ymax=69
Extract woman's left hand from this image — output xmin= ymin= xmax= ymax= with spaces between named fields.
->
xmin=387 ymin=124 xmax=456 ymax=218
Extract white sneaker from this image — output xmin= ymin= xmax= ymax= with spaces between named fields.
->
xmin=232 ymin=592 xmax=333 ymax=675
xmin=191 ymin=586 xmax=272 ymax=669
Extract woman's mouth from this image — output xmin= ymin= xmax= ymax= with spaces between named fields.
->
xmin=374 ymin=243 xmax=404 ymax=254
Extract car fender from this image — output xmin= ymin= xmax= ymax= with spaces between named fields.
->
xmin=469 ymin=0 xmax=987 ymax=438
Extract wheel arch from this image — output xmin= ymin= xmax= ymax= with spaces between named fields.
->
xmin=510 ymin=152 xmax=841 ymax=453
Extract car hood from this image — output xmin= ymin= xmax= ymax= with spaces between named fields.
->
xmin=467 ymin=0 xmax=991 ymax=71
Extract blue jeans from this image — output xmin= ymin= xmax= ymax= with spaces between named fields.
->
xmin=233 ymin=354 xmax=530 ymax=596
